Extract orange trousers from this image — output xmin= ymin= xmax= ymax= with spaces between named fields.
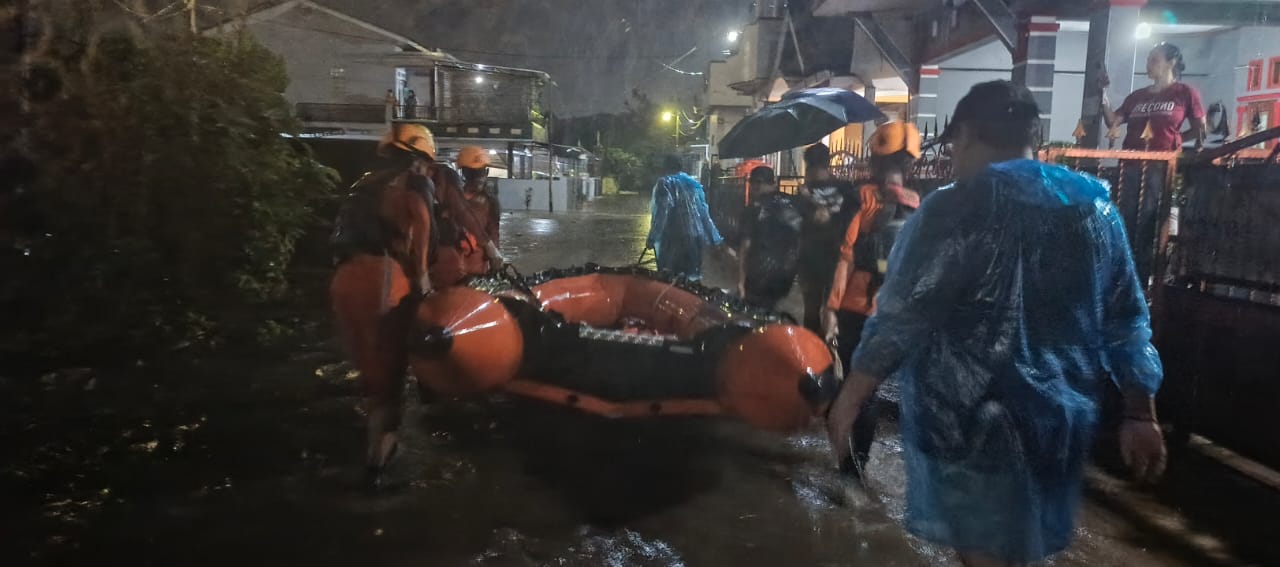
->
xmin=330 ymin=254 xmax=415 ymax=402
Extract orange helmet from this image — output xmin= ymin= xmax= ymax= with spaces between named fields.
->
xmin=457 ymin=146 xmax=490 ymax=169
xmin=378 ymin=123 xmax=437 ymax=160
xmin=869 ymin=121 xmax=922 ymax=159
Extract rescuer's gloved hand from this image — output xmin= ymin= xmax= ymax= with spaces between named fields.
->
xmin=821 ymin=308 xmax=839 ymax=343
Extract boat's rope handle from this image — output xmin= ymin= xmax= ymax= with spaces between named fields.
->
xmin=497 ymin=263 xmax=538 ymax=300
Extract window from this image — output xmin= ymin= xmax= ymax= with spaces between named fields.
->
xmin=1247 ymin=59 xmax=1263 ymax=91
xmin=1269 ymin=58 xmax=1280 ymax=90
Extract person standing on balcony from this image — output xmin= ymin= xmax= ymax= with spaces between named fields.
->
xmin=1101 ymin=42 xmax=1206 ymax=152
xmin=822 ymin=121 xmax=922 ymax=477
xmin=384 ymin=89 xmax=398 ymax=121
xmin=645 ymin=154 xmax=726 ymax=281
xmin=826 ymin=81 xmax=1167 ymax=566
xmin=404 ymin=89 xmax=419 ymax=119
xmin=1100 ymin=43 xmax=1204 ymax=284
xmin=329 ymin=123 xmax=438 ymax=490
xmin=797 ymin=142 xmax=859 ymax=332
xmin=736 ymin=165 xmax=803 ymax=309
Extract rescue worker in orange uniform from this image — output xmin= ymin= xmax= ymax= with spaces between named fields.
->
xmin=456 ymin=146 xmax=505 ymax=275
xmin=823 ymin=121 xmax=922 ymax=476
xmin=427 ymin=148 xmax=505 ymax=285
xmin=329 ymin=123 xmax=437 ymax=489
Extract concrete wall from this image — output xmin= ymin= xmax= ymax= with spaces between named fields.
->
xmin=709 ymin=107 xmax=750 ymax=160
xmin=707 ymin=61 xmax=756 ymax=108
xmin=243 ymin=3 xmax=403 ymax=106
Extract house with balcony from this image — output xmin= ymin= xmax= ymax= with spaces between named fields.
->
xmin=808 ymin=0 xmax=1280 ymax=147
xmin=704 ymin=0 xmax=916 ymax=173
xmin=710 ymin=0 xmax=1279 ymax=165
xmin=204 ymin=0 xmax=551 ymax=171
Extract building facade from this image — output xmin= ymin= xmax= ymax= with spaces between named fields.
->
xmin=205 ymin=0 xmax=552 ymax=166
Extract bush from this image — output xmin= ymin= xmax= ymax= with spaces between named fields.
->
xmin=1 ymin=23 xmax=336 ymax=362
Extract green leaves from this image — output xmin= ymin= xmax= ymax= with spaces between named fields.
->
xmin=2 ymin=26 xmax=335 ymax=361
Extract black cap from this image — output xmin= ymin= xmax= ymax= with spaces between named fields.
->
xmin=803 ymin=143 xmax=831 ymax=168
xmin=748 ymin=165 xmax=776 ymax=184
xmin=939 ymin=80 xmax=1041 ymax=143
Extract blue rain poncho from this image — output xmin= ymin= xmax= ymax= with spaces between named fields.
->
xmin=850 ymin=159 xmax=1163 ymax=563
xmin=646 ymin=173 xmax=724 ymax=280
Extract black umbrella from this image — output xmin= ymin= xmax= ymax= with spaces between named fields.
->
xmin=717 ymin=88 xmax=885 ymax=159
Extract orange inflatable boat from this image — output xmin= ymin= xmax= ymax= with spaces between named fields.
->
xmin=407 ymin=265 xmax=839 ymax=432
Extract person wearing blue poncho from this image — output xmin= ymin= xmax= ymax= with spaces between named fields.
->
xmin=825 ymin=81 xmax=1168 ymax=567
xmin=645 ymin=155 xmax=726 ymax=280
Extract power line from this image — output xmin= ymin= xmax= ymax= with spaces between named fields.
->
xmin=253 ymin=19 xmax=689 ymax=62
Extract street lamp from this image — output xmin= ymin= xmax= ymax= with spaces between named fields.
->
xmin=660 ymin=110 xmax=679 ymax=147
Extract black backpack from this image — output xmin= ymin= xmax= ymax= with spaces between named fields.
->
xmin=749 ymin=193 xmax=804 ymax=262
xmin=852 ymin=187 xmax=911 ymax=283
xmin=331 ymin=169 xmax=439 ymax=263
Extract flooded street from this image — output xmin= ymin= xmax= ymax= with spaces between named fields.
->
xmin=1 ymin=195 xmax=1273 ymax=566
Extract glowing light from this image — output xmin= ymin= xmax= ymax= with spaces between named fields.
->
xmin=488 ymin=149 xmax=498 ymax=155
xmin=727 ymin=30 xmax=740 ymax=43
xmin=1135 ymin=22 xmax=1152 ymax=39
xmin=475 ymin=75 xmax=485 ymax=84
xmin=661 ymin=111 xmax=674 ymax=122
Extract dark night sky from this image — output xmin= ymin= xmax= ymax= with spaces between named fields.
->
xmin=315 ymin=0 xmax=750 ymax=116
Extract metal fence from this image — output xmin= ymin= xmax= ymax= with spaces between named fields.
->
xmin=1038 ymin=148 xmax=1181 ymax=290
xmin=1171 ymin=160 xmax=1280 ymax=301
xmin=1157 ymin=154 xmax=1280 ymax=468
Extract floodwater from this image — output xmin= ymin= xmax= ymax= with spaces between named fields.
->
xmin=0 ymin=195 xmax=1269 ymax=566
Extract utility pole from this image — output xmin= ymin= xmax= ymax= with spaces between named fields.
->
xmin=187 ymin=0 xmax=197 ymax=34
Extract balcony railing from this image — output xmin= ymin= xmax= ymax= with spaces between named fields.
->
xmin=295 ymin=103 xmax=387 ymax=124
xmin=295 ymin=103 xmax=545 ymax=128
xmin=295 ymin=103 xmax=453 ymax=124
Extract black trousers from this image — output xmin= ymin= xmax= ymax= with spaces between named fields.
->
xmin=835 ymin=311 xmax=878 ymax=472
xmin=798 ymin=266 xmax=834 ymax=333
xmin=743 ymin=273 xmax=795 ymax=310
xmin=1116 ymin=162 xmax=1168 ymax=287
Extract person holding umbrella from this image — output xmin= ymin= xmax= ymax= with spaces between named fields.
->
xmin=797 ymin=142 xmax=859 ymax=332
xmin=645 ymin=155 xmax=726 ymax=281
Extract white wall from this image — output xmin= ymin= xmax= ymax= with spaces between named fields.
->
xmin=933 ymin=34 xmax=1088 ymax=143
xmin=496 ymin=178 xmax=570 ymax=213
xmin=935 ymin=39 xmax=1012 ymax=132
xmin=931 ymin=26 xmax=1278 ymax=143
xmin=1238 ymin=27 xmax=1280 ymax=99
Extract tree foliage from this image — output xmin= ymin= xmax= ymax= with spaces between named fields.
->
xmin=554 ymin=91 xmax=677 ymax=193
xmin=1 ymin=5 xmax=337 ymax=363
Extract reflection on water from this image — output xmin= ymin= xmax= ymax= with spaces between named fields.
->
xmin=472 ymin=526 xmax=686 ymax=567
xmin=527 ymin=218 xmax=560 ymax=236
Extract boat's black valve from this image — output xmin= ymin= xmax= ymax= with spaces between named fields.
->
xmin=798 ymin=364 xmax=841 ymax=407
xmin=409 ymin=325 xmax=453 ymax=358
